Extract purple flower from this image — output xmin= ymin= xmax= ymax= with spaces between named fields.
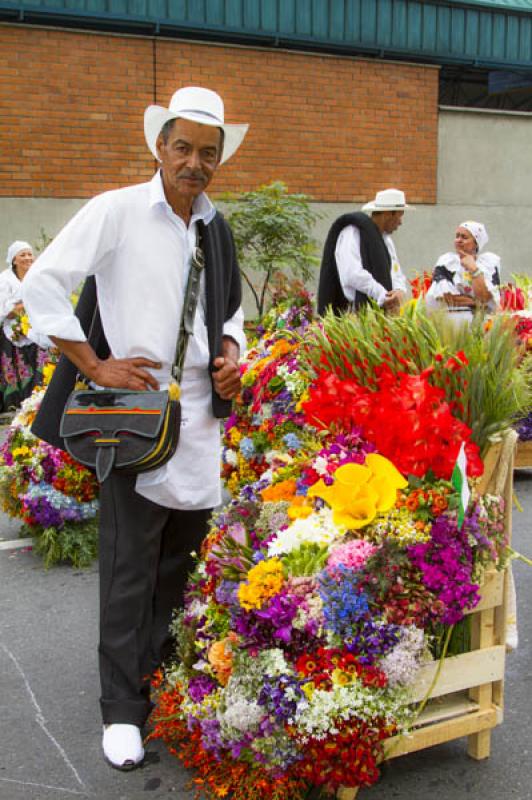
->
xmin=258 ymin=674 xmax=305 ymax=720
xmin=188 ymin=675 xmax=217 ymax=703
xmin=408 ymin=513 xmax=480 ymax=625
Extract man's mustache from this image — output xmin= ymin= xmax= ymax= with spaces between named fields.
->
xmin=177 ymin=170 xmax=207 ymax=182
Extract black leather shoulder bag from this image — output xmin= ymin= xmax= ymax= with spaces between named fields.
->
xmin=59 ymin=238 xmax=205 ymax=483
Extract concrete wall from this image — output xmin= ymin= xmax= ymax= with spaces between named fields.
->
xmin=2 ymin=106 xmax=532 ymax=295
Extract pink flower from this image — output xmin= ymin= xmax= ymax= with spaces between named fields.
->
xmin=327 ymin=539 xmax=378 ymax=576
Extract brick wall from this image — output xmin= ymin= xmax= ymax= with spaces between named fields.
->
xmin=0 ymin=24 xmax=439 ymax=202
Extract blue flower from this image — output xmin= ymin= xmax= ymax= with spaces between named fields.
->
xmin=239 ymin=437 xmax=255 ymax=458
xmin=283 ymin=432 xmax=301 ymax=450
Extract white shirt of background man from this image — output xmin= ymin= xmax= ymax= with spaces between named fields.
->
xmin=335 ymin=225 xmax=408 ymax=306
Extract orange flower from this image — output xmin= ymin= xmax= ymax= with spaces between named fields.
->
xmin=270 ymin=340 xmax=296 ymax=359
xmin=260 ymin=478 xmax=297 ymax=503
xmin=405 ymin=495 xmax=418 ymax=511
xmin=208 ymin=637 xmax=234 ymax=686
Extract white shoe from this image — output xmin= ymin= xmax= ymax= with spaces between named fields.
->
xmin=102 ymin=724 xmax=144 ymax=771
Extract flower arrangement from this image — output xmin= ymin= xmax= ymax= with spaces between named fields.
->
xmin=0 ymin=372 xmax=99 ymax=567
xmin=150 ymin=306 xmax=521 ymax=800
xmin=6 ymin=309 xmax=32 ymax=343
xmin=222 ymin=291 xmax=315 ymax=497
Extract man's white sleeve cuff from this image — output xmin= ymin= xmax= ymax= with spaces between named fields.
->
xmin=223 ymin=320 xmax=246 ymax=354
xmin=34 ymin=315 xmax=87 ymax=344
xmin=374 ymin=286 xmax=388 ymax=306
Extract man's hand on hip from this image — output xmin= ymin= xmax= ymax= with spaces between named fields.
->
xmin=91 ymin=356 xmax=161 ymax=391
xmin=50 ymin=337 xmax=160 ymax=390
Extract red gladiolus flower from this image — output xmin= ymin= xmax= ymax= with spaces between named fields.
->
xmin=302 ymin=366 xmax=483 ymax=479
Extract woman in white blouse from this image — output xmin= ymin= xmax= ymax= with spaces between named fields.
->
xmin=0 ymin=241 xmax=48 ymax=410
xmin=425 ymin=221 xmax=500 ymax=323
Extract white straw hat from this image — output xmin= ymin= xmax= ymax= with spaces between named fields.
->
xmin=144 ymin=86 xmax=249 ymax=165
xmin=362 ymin=188 xmax=413 ymax=213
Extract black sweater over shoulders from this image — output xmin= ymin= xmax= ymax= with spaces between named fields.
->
xmin=317 ymin=212 xmax=392 ymax=316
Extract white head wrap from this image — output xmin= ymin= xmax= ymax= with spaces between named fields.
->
xmin=6 ymin=240 xmax=33 ymax=266
xmin=458 ymin=221 xmax=488 ymax=252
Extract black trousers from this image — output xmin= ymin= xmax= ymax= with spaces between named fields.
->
xmin=98 ymin=471 xmax=211 ymax=727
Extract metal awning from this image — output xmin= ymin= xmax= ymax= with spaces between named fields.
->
xmin=1 ymin=0 xmax=532 ymax=70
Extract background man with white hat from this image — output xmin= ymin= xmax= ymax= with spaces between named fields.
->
xmin=23 ymin=86 xmax=248 ymax=771
xmin=318 ymin=188 xmax=411 ymax=315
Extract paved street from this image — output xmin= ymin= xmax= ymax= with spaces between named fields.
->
xmin=0 ymin=473 xmax=530 ymax=800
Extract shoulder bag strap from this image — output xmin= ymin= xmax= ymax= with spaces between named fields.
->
xmin=172 ymin=226 xmax=205 ymax=384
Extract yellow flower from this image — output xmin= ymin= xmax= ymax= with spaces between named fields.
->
xmin=229 ymin=428 xmax=242 ymax=446
xmin=331 ymin=668 xmax=355 ymax=687
xmin=307 ymin=454 xmax=407 ymax=530
xmin=42 ymin=362 xmax=57 ymax=386
xmin=287 ymin=495 xmax=313 ymax=520
xmin=237 ymin=557 xmax=284 ymax=611
xmin=20 ymin=315 xmax=31 ymax=336
xmin=12 ymin=446 xmax=31 ymax=458
xmin=301 ymin=682 xmax=315 ymax=700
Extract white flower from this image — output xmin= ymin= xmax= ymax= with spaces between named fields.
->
xmin=218 ymin=697 xmax=263 ymax=733
xmin=380 ymin=626 xmax=428 ymax=688
xmin=313 ymin=456 xmax=330 ymax=477
xmin=224 ymin=448 xmax=238 ymax=466
xmin=186 ymin=599 xmax=209 ymax=618
xmin=267 ymin=508 xmax=343 ymax=556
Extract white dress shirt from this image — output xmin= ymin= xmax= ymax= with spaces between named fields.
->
xmin=23 ymin=171 xmax=245 ymax=510
xmin=335 ymin=226 xmax=408 ymax=307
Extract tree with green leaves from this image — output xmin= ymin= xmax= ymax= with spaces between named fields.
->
xmin=221 ymin=181 xmax=320 ymax=319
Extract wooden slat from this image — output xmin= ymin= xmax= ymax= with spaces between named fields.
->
xmin=514 ymin=439 xmax=532 ymax=468
xmin=412 ymin=692 xmax=479 ymax=727
xmin=409 ymin=646 xmax=505 ymax=703
xmin=384 ymin=707 xmax=499 ymax=759
xmin=477 ymin=443 xmax=502 ymax=494
xmin=465 ymin=570 xmax=504 ymax=614
xmin=336 ymin=788 xmax=359 ymax=800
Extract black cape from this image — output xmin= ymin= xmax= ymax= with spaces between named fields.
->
xmin=317 ymin=212 xmax=392 ymax=316
xmin=32 ymin=213 xmax=242 ymax=451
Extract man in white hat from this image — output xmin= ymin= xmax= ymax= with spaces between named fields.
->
xmin=23 ymin=87 xmax=248 ymax=770
xmin=318 ymin=188 xmax=411 ymax=315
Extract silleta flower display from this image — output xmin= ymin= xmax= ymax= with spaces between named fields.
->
xmin=0 ymin=374 xmax=99 ymax=567
xmin=150 ymin=307 xmax=523 ymax=799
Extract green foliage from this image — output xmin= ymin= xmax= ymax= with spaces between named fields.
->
xmin=29 ymin=518 xmax=98 ymax=569
xmin=220 ymin=181 xmax=320 ymax=318
xmin=282 ymin=543 xmax=330 ymax=577
xmin=298 ymin=304 xmax=530 ymax=456
xmin=430 ymin=618 xmax=471 ymax=659
xmin=431 ymin=312 xmax=531 ymax=449
xmin=510 ymin=272 xmax=532 ymax=296
xmin=34 ymin=227 xmax=53 ymax=254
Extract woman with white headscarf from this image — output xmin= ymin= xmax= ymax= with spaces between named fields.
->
xmin=425 ymin=221 xmax=501 ymax=323
xmin=0 ymin=241 xmax=48 ymax=410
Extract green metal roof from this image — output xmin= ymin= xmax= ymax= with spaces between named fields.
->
xmin=447 ymin=0 xmax=532 ymax=10
xmin=1 ymin=0 xmax=532 ymax=70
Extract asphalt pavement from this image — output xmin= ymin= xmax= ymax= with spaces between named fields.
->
xmin=0 ymin=473 xmax=531 ymax=800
